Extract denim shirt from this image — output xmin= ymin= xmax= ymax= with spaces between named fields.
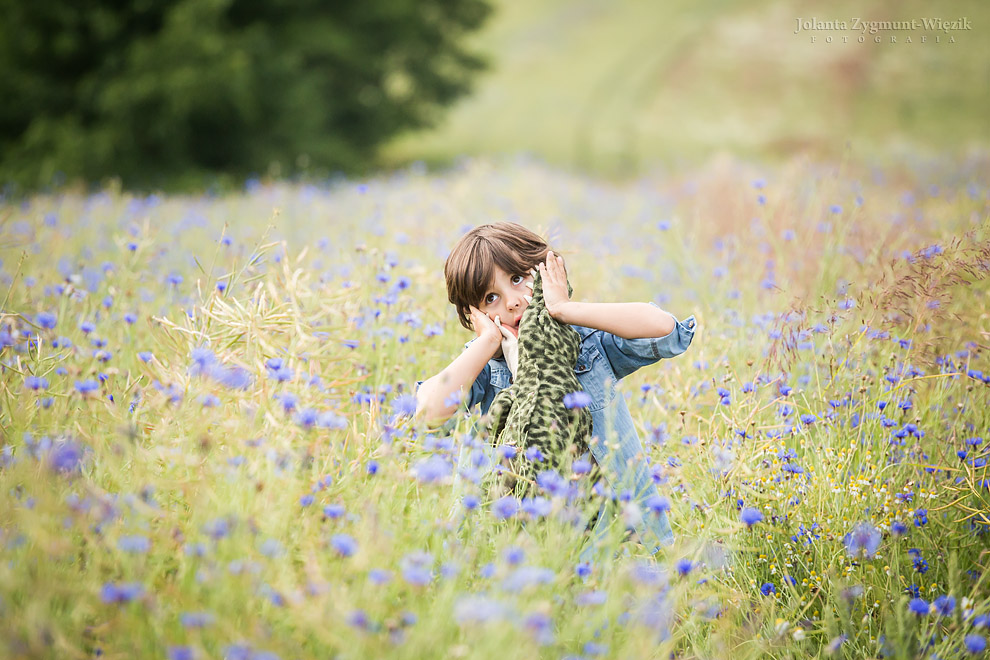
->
xmin=464 ymin=306 xmax=697 ymax=554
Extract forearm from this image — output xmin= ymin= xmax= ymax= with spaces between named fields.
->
xmin=416 ymin=334 xmax=500 ymax=426
xmin=553 ymin=301 xmax=676 ymax=339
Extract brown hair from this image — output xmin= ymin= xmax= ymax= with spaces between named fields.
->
xmin=445 ymin=222 xmax=555 ymax=330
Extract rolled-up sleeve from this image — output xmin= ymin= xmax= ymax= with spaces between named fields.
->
xmin=601 ymin=309 xmax=697 ymax=380
xmin=465 ymin=362 xmax=492 ymax=410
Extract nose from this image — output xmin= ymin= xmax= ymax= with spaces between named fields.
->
xmin=507 ymin=294 xmax=523 ymax=311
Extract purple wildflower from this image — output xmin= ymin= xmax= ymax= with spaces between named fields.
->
xmin=492 ymin=495 xmax=519 ymax=520
xmin=740 ymin=507 xmax=764 ymax=527
xmin=844 ymin=522 xmax=882 ymax=558
xmin=563 ymin=391 xmax=592 ymax=409
xmin=331 ymin=534 xmax=357 ymax=557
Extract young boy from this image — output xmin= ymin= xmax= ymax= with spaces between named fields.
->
xmin=416 ymin=222 xmax=696 ymax=558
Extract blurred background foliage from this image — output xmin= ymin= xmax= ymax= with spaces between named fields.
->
xmin=1 ymin=0 xmax=989 ymax=190
xmin=0 ymin=0 xmax=490 ymax=190
xmin=386 ymin=0 xmax=990 ymax=174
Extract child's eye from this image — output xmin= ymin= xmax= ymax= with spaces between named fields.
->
xmin=511 ymin=275 xmax=524 ymax=285
xmin=484 ymin=293 xmax=497 ymax=305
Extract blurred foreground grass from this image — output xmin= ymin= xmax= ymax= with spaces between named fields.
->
xmin=384 ymin=0 xmax=990 ymax=174
xmin=1 ymin=153 xmax=989 ymax=658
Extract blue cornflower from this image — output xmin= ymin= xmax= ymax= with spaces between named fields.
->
xmin=391 ymin=394 xmax=418 ymax=418
xmin=275 ymin=392 xmax=297 ymax=413
xmin=189 ymin=347 xmax=216 ymax=376
xmin=563 ymin=391 xmax=592 ymax=409
xmin=492 ymin=495 xmax=519 ymax=520
xmin=914 ymin=509 xmax=928 ymax=527
xmin=317 ymin=411 xmax=347 ymax=429
xmin=168 ymin=647 xmax=194 ymax=660
xmin=213 ymin=365 xmax=252 ymax=389
xmin=496 ymin=445 xmax=517 ymax=461
xmin=401 ymin=551 xmax=433 ymax=586
xmin=965 ymin=635 xmax=987 ymax=654
xmin=202 ymin=517 xmax=232 ymax=539
xmin=74 ymin=379 xmax=99 ymax=394
xmin=300 ymin=494 xmax=314 ymax=507
xmin=25 ymin=375 xmax=49 ymax=391
xmin=525 ymin=446 xmax=545 ymax=462
xmin=933 ymin=595 xmax=955 ymax=617
xmin=645 ymin=494 xmax=671 ymax=515
xmin=503 ymin=546 xmax=525 ymax=565
xmin=295 ymin=408 xmax=318 ymax=428
xmin=573 ymin=459 xmax=592 ymax=475
xmin=331 ymin=534 xmax=357 ymax=557
xmin=908 ymin=598 xmax=929 ymax=615
xmin=415 ymin=455 xmax=452 ymax=483
xmin=36 ymin=312 xmax=57 ymax=329
xmin=323 ymin=503 xmax=345 ymax=519
xmin=740 ymin=507 xmax=764 ymax=527
xmin=463 ymin=494 xmax=480 ymax=511
xmin=368 ymin=568 xmax=392 ymax=585
xmin=101 ymin=581 xmax=144 ymax=604
xmin=891 ymin=520 xmax=908 ymax=536
xmin=760 ymin=582 xmax=776 ymax=596
xmin=269 ymin=365 xmax=293 ymax=382
xmin=347 ymin=609 xmax=370 ymax=629
xmin=521 ymin=496 xmax=551 ymax=517
xmin=536 ymin=470 xmax=568 ymax=497
xmin=675 ymin=559 xmax=693 ymax=576
xmin=844 ymin=522 xmax=881 ymax=559
xmin=118 ymin=535 xmax=150 ymax=553
xmin=800 ymin=413 xmax=816 ymax=425
xmin=830 ymin=204 xmax=842 ymax=214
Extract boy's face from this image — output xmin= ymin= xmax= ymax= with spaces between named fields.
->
xmin=478 ymin=266 xmax=534 ymax=338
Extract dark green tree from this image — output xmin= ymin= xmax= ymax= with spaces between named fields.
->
xmin=0 ymin=0 xmax=490 ymax=189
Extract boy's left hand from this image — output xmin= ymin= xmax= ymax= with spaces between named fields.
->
xmin=538 ymin=250 xmax=571 ymax=320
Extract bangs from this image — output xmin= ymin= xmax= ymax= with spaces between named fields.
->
xmin=463 ymin=239 xmax=498 ymax=306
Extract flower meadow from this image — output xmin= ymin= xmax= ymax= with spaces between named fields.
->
xmin=1 ymin=154 xmax=989 ymax=659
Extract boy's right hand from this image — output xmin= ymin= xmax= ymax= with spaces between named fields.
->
xmin=469 ymin=305 xmax=503 ymax=357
